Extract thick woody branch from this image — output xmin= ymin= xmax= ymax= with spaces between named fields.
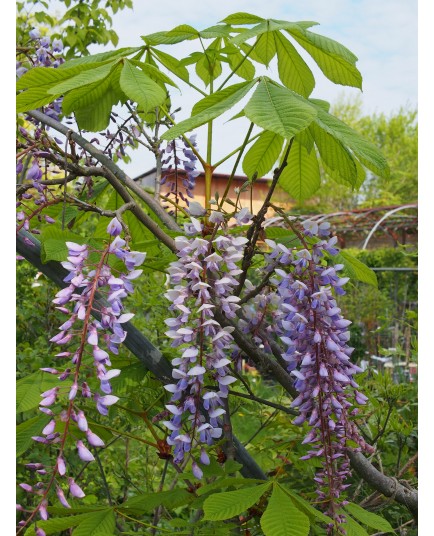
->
xmin=213 ymin=310 xmax=297 ymax=398
xmin=33 ymin=153 xmax=177 ymax=252
xmin=348 ymin=451 xmax=418 ymax=518
xmin=27 ymin=110 xmax=181 ymax=232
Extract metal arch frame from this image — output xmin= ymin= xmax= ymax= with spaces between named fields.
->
xmin=361 ymin=204 xmax=418 ymax=250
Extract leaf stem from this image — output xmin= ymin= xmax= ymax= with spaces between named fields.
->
xmin=217 ymin=122 xmax=254 ymax=211
xmin=217 ymin=42 xmax=256 ymax=91
xmin=212 ymin=131 xmax=260 ymax=169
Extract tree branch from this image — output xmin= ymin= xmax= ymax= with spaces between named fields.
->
xmin=348 ymin=451 xmax=418 ymax=518
xmin=213 ymin=310 xmax=297 ymax=398
xmin=236 ymin=139 xmax=294 ymax=295
xmin=27 ymin=109 xmax=181 ymax=232
xmin=36 ymin=152 xmax=177 ymax=252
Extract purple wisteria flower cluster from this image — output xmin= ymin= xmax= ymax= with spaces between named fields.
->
xmin=17 ymin=29 xmax=65 ymax=121
xmin=265 ymin=220 xmax=373 ymax=530
xmin=163 ymin=219 xmax=247 ymax=478
xmin=16 ymin=157 xmax=56 ymax=245
xmin=17 ymin=219 xmax=145 ymax=527
xmin=16 ymin=32 xmax=67 ymax=247
xmin=160 ymin=134 xmax=200 ymax=210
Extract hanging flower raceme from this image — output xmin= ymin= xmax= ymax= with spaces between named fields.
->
xmin=163 ymin=219 xmax=247 ymax=475
xmin=16 ymin=31 xmax=66 ymax=245
xmin=160 ymin=133 xmax=200 ymax=208
xmin=17 ymin=30 xmax=65 ymax=119
xmin=265 ymin=220 xmax=373 ymax=531
xmin=17 ymin=219 xmax=145 ymax=527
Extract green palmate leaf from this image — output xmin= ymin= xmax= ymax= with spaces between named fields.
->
xmin=244 ymin=79 xmax=317 ymax=139
xmin=195 ymin=49 xmax=223 ymax=86
xmin=309 ymin=98 xmax=331 ymax=112
xmin=121 ymin=489 xmax=194 ymax=514
xmin=58 ymin=47 xmax=142 ymax=68
xmin=200 ymin=25 xmax=232 ymax=39
xmin=180 ymin=52 xmax=203 ymax=67
xmin=312 ymin=107 xmax=390 ymax=177
xmin=345 ymin=516 xmax=370 ymax=536
xmin=74 ymin=87 xmax=120 ymax=131
xmin=17 ymin=63 xmax=98 ymax=91
xmin=191 ymin=81 xmax=252 ymax=115
xmin=229 ymin=20 xmax=271 ymax=46
xmin=151 ymin=48 xmax=190 ymax=83
xmin=72 ymin=508 xmax=116 ymax=536
xmin=253 ymin=31 xmax=276 ymax=66
xmin=16 ymin=86 xmax=62 ymax=113
xmin=142 ymin=32 xmax=185 ymax=45
xmin=344 ymin=503 xmax=395 ymax=533
xmin=131 ymin=60 xmax=178 ymax=87
xmin=62 ymin=64 xmax=125 ymax=131
xmin=162 ymin=80 xmax=256 ymax=140
xmin=243 ymin=130 xmax=284 ymax=179
xmin=231 ymin=19 xmax=310 ymax=46
xmin=333 ymin=250 xmax=378 ymax=287
xmin=48 ymin=62 xmax=116 ymax=95
xmin=279 ymin=138 xmax=321 ymax=201
xmin=17 ymin=414 xmax=51 ymax=457
xmin=203 ymin=482 xmax=271 ymax=521
xmin=274 ymin=31 xmax=315 ymax=97
xmin=225 ymin=47 xmax=256 ymax=81
xmin=197 ymin=478 xmax=263 ymax=497
xmin=282 ymin=487 xmax=332 ymax=524
xmin=309 ymin=122 xmax=358 ymax=186
xmin=220 ymin=13 xmax=265 ymax=25
xmin=167 ymin=24 xmax=198 ymax=38
xmin=296 ymin=127 xmax=315 ymax=153
xmin=17 ymin=370 xmax=67 ymax=413
xmin=25 ymin=513 xmax=97 ymax=535
xmin=261 ymin=484 xmax=310 ymax=536
xmin=324 ymin=157 xmax=366 ymax=190
xmin=142 ymin=24 xmax=198 ymax=45
xmin=287 ymin=27 xmax=362 ymax=88
xmin=120 ymin=59 xmax=167 ymax=113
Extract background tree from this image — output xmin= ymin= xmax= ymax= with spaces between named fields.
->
xmin=294 ymin=96 xmax=418 ymax=212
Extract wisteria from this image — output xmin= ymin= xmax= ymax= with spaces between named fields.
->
xmin=160 ymin=133 xmax=200 ymax=211
xmin=15 ymin=7 xmax=416 ymax=535
xmin=163 ymin=219 xmax=248 ymax=474
xmin=17 ymin=29 xmax=65 ymax=120
xmin=17 ymin=219 xmax=145 ymax=526
xmin=265 ymin=220 xmax=373 ymax=531
xmin=16 ymin=30 xmax=67 ymax=244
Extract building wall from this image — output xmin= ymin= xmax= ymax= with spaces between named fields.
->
xmin=157 ymin=173 xmax=294 ymax=215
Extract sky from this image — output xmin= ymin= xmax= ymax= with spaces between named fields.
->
xmin=46 ymin=0 xmax=418 ymax=178
xmin=111 ymin=0 xmax=418 ymax=115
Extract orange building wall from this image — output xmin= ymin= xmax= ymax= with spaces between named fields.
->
xmin=160 ymin=173 xmax=294 ymax=216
